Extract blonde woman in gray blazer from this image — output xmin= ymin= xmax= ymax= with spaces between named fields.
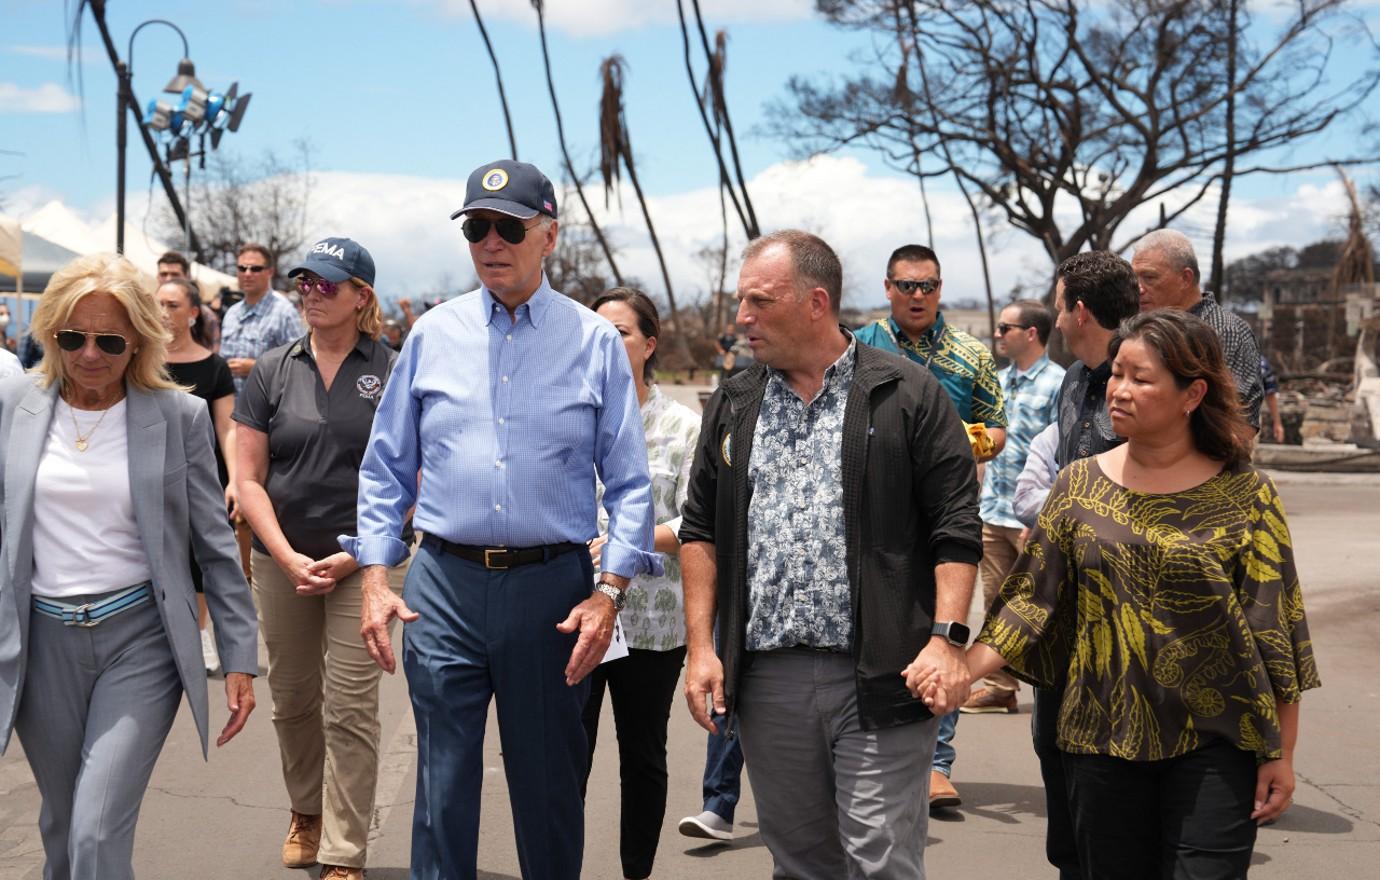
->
xmin=0 ymin=253 xmax=259 ymax=880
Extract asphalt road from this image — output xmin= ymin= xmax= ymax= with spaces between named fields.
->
xmin=0 ymin=466 xmax=1375 ymax=879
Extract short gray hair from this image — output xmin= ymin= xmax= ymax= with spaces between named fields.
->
xmin=1134 ymin=229 xmax=1200 ymax=285
xmin=741 ymin=230 xmax=843 ymax=313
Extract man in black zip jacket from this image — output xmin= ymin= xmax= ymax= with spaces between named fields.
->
xmin=678 ymin=230 xmax=982 ymax=879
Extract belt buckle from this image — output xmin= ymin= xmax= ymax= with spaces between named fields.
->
xmin=484 ymin=548 xmax=509 ymax=570
xmin=66 ymin=603 xmax=99 ymax=628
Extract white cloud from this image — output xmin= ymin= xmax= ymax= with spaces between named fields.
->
xmin=117 ymin=156 xmax=1351 ymax=311
xmin=427 ymin=0 xmax=813 ymax=38
xmin=6 ymin=45 xmax=101 ymax=63
xmin=0 ymin=82 xmax=81 ymax=114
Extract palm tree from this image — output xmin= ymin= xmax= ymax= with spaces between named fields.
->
xmin=1209 ymin=0 xmax=1239 ymax=297
xmin=468 ymin=0 xmax=518 ymax=160
xmin=531 ymin=0 xmax=622 ymax=286
xmin=599 ymin=55 xmax=680 ymax=335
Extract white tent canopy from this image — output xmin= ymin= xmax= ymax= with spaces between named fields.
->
xmin=21 ymin=200 xmax=240 ymax=295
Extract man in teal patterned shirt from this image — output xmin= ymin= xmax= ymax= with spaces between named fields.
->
xmin=854 ymin=243 xmax=1007 ymax=810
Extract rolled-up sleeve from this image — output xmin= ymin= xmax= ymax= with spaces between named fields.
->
xmin=339 ymin=332 xmax=422 ymax=568
xmin=593 ymin=332 xmax=664 ymax=580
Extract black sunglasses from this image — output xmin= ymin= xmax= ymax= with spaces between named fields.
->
xmin=237 ymin=264 xmax=269 ymax=274
xmin=889 ymin=278 xmax=941 ymax=295
xmin=54 ymin=329 xmax=130 ymax=356
xmin=996 ymin=322 xmax=1031 ymax=335
xmin=461 ymin=216 xmax=539 ymax=245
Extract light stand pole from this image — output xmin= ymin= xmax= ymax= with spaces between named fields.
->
xmin=87 ymin=3 xmax=202 ymax=257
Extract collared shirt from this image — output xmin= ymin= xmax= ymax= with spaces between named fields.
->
xmin=220 ymin=291 xmax=305 ymax=395
xmin=1055 ymin=359 xmax=1121 ymax=469
xmin=1188 ymin=293 xmax=1263 ymax=428
xmin=980 ymin=353 xmax=1065 ymax=528
xmin=596 ymin=384 xmax=700 ymax=650
xmin=341 ymin=277 xmax=662 ymax=580
xmin=853 ymin=312 xmax=1007 ymax=428
xmin=745 ymin=335 xmax=856 ymax=652
xmin=235 ymin=333 xmax=408 ymax=560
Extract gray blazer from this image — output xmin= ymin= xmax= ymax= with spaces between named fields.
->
xmin=0 ymin=375 xmax=258 ymax=755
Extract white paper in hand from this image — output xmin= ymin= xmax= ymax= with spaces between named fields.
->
xmin=600 ymin=614 xmax=628 ymax=664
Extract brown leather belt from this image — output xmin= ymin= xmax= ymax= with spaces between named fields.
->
xmin=422 ymin=534 xmax=584 ymax=570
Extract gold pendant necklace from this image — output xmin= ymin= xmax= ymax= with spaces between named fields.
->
xmin=68 ymin=401 xmax=112 ymax=452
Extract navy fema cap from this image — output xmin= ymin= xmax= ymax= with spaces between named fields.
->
xmin=287 ymin=237 xmax=376 ymax=287
xmin=451 ymin=160 xmax=558 ymax=221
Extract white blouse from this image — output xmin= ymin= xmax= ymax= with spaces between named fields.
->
xmin=31 ymin=398 xmax=152 ymax=599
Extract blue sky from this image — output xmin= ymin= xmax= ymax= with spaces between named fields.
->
xmin=2 ymin=0 xmax=1378 ymax=307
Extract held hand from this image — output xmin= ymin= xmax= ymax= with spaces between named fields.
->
xmin=684 ymin=647 xmax=727 ymax=733
xmin=223 ymin=483 xmax=240 ymax=521
xmin=360 ymin=573 xmax=418 ymax=674
xmin=308 ymin=552 xmax=359 ymax=584
xmin=217 ymin=672 xmax=256 ymax=747
xmin=587 ymin=535 xmax=609 ymax=569
xmin=1252 ymin=757 xmax=1295 ymax=824
xmin=278 ymin=551 xmax=336 ymax=596
xmin=903 ymin=640 xmax=971 ymax=715
xmin=556 ymin=594 xmax=616 ymax=685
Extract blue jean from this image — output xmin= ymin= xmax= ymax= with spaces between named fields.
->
xmin=401 ymin=542 xmax=592 ymax=880
xmin=702 ymin=713 xmax=744 ymax=822
xmin=931 ymin=710 xmax=958 ymax=776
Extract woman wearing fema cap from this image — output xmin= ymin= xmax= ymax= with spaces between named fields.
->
xmin=234 ymin=236 xmax=411 ymax=880
xmin=0 ymin=252 xmax=258 ymax=880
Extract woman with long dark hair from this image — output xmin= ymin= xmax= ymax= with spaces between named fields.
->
xmin=921 ymin=309 xmax=1320 ymax=879
xmin=582 ymin=287 xmax=700 ymax=880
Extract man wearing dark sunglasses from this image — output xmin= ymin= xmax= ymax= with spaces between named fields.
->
xmin=343 ymin=159 xmax=660 ymax=880
xmin=220 ymin=243 xmax=304 ymax=395
xmin=854 ymin=243 xmax=1007 ymax=812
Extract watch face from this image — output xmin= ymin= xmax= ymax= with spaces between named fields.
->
xmin=949 ymin=622 xmax=972 ymax=644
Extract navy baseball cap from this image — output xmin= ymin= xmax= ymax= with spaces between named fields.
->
xmin=451 ymin=160 xmax=558 ymax=221
xmin=287 ymin=237 xmax=376 ymax=287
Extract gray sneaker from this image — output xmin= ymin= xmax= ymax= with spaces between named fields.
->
xmin=678 ymin=810 xmax=733 ymax=840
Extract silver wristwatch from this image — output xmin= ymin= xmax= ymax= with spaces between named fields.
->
xmin=594 ymin=580 xmax=626 ymax=612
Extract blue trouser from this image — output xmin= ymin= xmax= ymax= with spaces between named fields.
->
xmin=931 ymin=709 xmax=958 ymax=776
xmin=401 ymin=542 xmax=592 ymax=880
xmin=702 ymin=713 xmax=744 ymax=822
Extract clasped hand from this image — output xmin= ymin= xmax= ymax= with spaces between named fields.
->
xmin=901 ymin=641 xmax=972 ymax=715
xmin=279 ymin=550 xmax=358 ymax=596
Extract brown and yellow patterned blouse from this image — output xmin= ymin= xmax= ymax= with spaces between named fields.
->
xmin=977 ymin=457 xmax=1320 ymax=762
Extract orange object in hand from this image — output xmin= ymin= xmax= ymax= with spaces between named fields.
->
xmin=965 ymin=421 xmax=997 ymax=463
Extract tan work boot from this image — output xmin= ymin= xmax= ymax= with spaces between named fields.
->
xmin=320 ymin=866 xmax=365 ymax=879
xmin=929 ymin=770 xmax=962 ymax=810
xmin=281 ymin=811 xmax=322 ymax=868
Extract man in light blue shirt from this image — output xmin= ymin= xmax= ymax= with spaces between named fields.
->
xmin=963 ymin=299 xmax=1064 ymax=715
xmin=342 ymin=160 xmax=661 ymax=880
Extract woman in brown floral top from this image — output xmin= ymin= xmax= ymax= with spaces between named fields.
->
xmin=917 ymin=310 xmax=1320 ymax=879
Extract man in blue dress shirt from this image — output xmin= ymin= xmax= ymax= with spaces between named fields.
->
xmin=342 ymin=159 xmax=662 ymax=880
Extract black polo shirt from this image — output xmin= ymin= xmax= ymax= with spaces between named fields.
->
xmin=233 ymin=333 xmax=412 ymax=560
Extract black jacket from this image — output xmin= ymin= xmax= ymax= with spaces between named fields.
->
xmin=678 ymin=342 xmax=982 ymax=731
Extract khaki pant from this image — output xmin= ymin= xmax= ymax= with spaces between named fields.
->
xmin=251 ymin=549 xmax=409 ymax=868
xmin=979 ymin=522 xmax=1025 ymax=696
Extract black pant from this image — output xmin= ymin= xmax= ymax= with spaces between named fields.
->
xmin=1033 ymin=685 xmax=1081 ymax=880
xmin=580 ymin=646 xmax=687 ymax=880
xmin=1064 ymin=740 xmax=1259 ymax=880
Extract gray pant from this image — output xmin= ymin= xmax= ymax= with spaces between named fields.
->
xmin=737 ymin=649 xmax=939 ymax=880
xmin=15 ymin=595 xmax=183 ymax=880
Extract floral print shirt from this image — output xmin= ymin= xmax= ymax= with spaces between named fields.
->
xmin=977 ymin=457 xmax=1320 ymax=761
xmin=745 ymin=337 xmax=856 ymax=651
xmin=597 ymin=384 xmax=701 ymax=650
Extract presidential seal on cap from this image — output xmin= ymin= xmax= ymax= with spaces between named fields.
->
xmin=450 ymin=160 xmax=558 ymax=221
xmin=287 ymin=237 xmax=376 ymax=287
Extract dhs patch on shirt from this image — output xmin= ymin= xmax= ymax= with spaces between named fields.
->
xmin=357 ymin=374 xmax=383 ymax=400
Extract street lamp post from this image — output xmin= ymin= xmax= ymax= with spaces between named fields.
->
xmin=113 ymin=19 xmax=201 ymax=257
